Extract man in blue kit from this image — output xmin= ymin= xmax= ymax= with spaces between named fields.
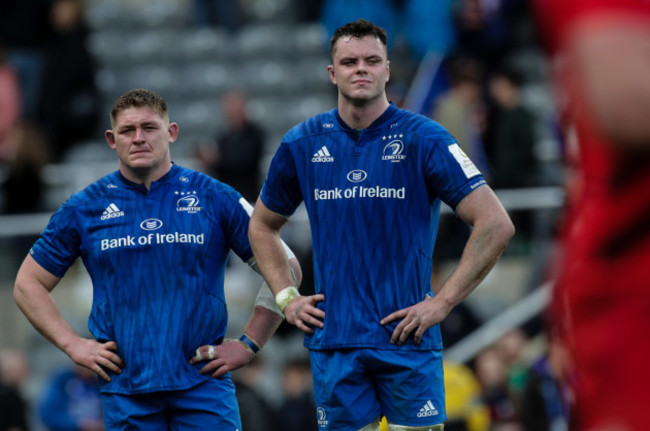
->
xmin=248 ymin=19 xmax=515 ymax=431
xmin=13 ymin=88 xmax=301 ymax=429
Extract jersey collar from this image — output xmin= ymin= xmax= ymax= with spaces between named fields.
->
xmin=334 ymin=102 xmax=399 ymax=131
xmin=115 ymin=163 xmax=181 ymax=192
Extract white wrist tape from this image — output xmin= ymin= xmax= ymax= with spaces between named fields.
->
xmin=275 ymin=286 xmax=301 ymax=312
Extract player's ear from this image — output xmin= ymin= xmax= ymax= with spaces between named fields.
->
xmin=328 ymin=65 xmax=337 ymax=85
xmin=168 ymin=122 xmax=179 ymax=143
xmin=105 ymin=130 xmax=116 ymax=150
xmin=386 ymin=60 xmax=390 ymax=83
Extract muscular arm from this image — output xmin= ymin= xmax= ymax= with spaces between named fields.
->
xmin=381 ymin=186 xmax=515 ymax=344
xmin=14 ymin=255 xmax=123 ymax=381
xmin=248 ymin=198 xmax=325 ymax=333
xmin=248 ymin=199 xmax=295 ymax=294
xmin=436 ymin=186 xmax=515 ymax=305
xmin=241 ymin=256 xmax=304 ymax=347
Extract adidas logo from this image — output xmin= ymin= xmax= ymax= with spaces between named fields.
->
xmin=100 ymin=203 xmax=125 ymax=220
xmin=312 ymin=146 xmax=334 ymax=162
xmin=416 ymin=400 xmax=439 ymax=418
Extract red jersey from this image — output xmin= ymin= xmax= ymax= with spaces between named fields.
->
xmin=535 ymin=1 xmax=650 ymax=430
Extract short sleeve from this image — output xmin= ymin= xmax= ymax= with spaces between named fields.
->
xmin=220 ymin=188 xmax=254 ymax=263
xmin=30 ymin=201 xmax=82 ymax=277
xmin=423 ymin=138 xmax=487 ymax=210
xmin=259 ymin=142 xmax=303 ymax=217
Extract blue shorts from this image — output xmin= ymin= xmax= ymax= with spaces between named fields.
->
xmin=101 ymin=377 xmax=241 ymax=430
xmin=309 ymin=349 xmax=446 ymax=431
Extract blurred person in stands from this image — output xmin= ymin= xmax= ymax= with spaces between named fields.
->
xmin=1 ymin=121 xmax=50 ymax=269
xmin=454 ymin=0 xmax=518 ymax=75
xmin=39 ymin=364 xmax=104 ymax=431
xmin=37 ymin=0 xmax=99 ymax=162
xmin=534 ymin=0 xmax=650 ymax=429
xmin=495 ymin=328 xmax=529 ymax=409
xmin=519 ymin=339 xmax=570 ymax=431
xmin=431 ymin=56 xmax=489 ymax=178
xmin=195 ymin=90 xmax=265 ymax=203
xmin=473 ymin=346 xmax=519 ymax=430
xmin=273 ymin=357 xmax=318 ymax=431
xmin=483 ymin=65 xmax=540 ymax=190
xmin=232 ymin=355 xmax=275 ymax=431
xmin=13 ymin=88 xmax=302 ymax=429
xmin=0 ymin=0 xmax=51 ymax=119
xmin=483 ymin=65 xmax=540 ymax=249
xmin=249 ymin=19 xmax=514 ymax=431
xmin=1 ymin=121 xmax=49 ymax=215
xmin=0 ymin=43 xmax=21 ymax=161
xmin=0 ymin=348 xmax=29 ymax=431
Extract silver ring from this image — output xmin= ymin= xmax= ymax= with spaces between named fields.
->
xmin=208 ymin=345 xmax=215 ymax=360
xmin=195 ymin=348 xmax=202 ymax=361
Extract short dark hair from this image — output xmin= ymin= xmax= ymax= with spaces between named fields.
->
xmin=329 ymin=19 xmax=388 ymax=62
xmin=492 ymin=65 xmax=525 ymax=88
xmin=110 ymin=89 xmax=168 ymax=127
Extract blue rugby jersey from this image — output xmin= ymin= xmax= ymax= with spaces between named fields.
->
xmin=30 ymin=164 xmax=253 ymax=394
xmin=260 ymin=103 xmax=486 ymax=351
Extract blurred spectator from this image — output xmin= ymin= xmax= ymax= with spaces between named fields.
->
xmin=519 ymin=351 xmax=570 ymax=431
xmin=0 ymin=348 xmax=30 ymax=431
xmin=454 ymin=0 xmax=516 ymax=72
xmin=444 ymin=361 xmax=491 ymax=431
xmin=0 ymin=0 xmax=52 ymax=119
xmin=232 ymin=356 xmax=274 ymax=431
xmin=496 ymin=328 xmax=529 ymax=410
xmin=431 ymin=56 xmax=489 ymax=174
xmin=483 ymin=65 xmax=540 ymax=189
xmin=37 ymin=0 xmax=99 ymax=162
xmin=38 ymin=364 xmax=103 ymax=431
xmin=273 ymin=357 xmax=318 ymax=431
xmin=195 ymin=90 xmax=265 ymax=203
xmin=474 ymin=346 xmax=520 ymax=430
xmin=483 ymin=65 xmax=540 ymax=248
xmin=0 ymin=43 xmax=21 ymax=161
xmin=1 ymin=121 xmax=49 ymax=215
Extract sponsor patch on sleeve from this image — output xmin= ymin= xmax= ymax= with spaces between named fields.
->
xmin=448 ymin=143 xmax=481 ymax=178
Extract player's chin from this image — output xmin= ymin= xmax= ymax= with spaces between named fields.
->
xmin=126 ymin=156 xmax=154 ymax=168
xmin=345 ymin=90 xmax=380 ymax=106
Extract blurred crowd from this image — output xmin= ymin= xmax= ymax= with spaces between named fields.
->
xmin=0 ymin=0 xmax=561 ymax=214
xmin=0 ymin=0 xmax=100 ymax=216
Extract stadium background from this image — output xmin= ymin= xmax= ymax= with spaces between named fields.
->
xmin=0 ymin=0 xmax=566 ymax=429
